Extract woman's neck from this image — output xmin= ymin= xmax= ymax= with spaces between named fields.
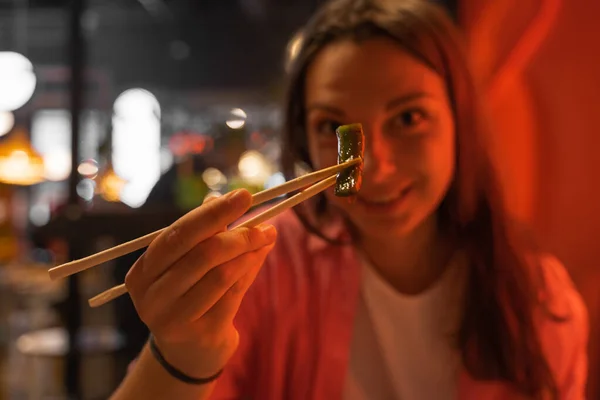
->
xmin=358 ymin=215 xmax=454 ymax=295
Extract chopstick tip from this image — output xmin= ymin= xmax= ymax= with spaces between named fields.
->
xmin=48 ymin=267 xmax=60 ymax=281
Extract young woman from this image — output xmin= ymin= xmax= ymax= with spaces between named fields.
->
xmin=111 ymin=0 xmax=588 ymax=399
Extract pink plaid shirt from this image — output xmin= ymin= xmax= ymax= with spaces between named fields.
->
xmin=210 ymin=209 xmax=588 ymax=399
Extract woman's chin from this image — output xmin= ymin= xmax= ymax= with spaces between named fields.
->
xmin=349 ymin=212 xmax=417 ymax=241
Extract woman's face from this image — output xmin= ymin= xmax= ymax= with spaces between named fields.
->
xmin=304 ymin=37 xmax=455 ymax=240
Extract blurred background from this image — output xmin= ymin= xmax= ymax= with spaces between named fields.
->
xmin=0 ymin=0 xmax=597 ymax=398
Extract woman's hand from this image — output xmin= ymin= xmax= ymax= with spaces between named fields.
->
xmin=125 ymin=189 xmax=277 ymax=379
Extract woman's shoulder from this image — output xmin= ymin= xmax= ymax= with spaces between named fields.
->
xmin=534 ymin=254 xmax=588 ymax=392
xmin=536 ymin=254 xmax=587 ymax=325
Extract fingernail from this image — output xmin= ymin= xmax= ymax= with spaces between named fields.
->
xmin=228 ymin=189 xmax=249 ymax=204
xmin=258 ymin=224 xmax=277 ymax=241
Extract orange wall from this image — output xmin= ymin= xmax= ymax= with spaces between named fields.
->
xmin=461 ymin=0 xmax=600 ymax=397
xmin=531 ymin=2 xmax=600 ymax=397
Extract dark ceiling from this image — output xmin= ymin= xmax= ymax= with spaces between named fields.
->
xmin=0 ymin=0 xmax=457 ymax=96
xmin=1 ymin=0 xmax=318 ymax=91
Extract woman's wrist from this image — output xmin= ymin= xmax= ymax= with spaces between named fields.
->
xmin=149 ymin=335 xmax=224 ymax=385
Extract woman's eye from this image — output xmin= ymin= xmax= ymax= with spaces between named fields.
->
xmin=316 ymin=120 xmax=342 ymax=137
xmin=393 ymin=109 xmax=426 ymax=129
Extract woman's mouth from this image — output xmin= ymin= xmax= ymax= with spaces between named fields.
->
xmin=357 ymin=186 xmax=413 ymax=215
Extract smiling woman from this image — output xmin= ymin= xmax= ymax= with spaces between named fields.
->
xmin=304 ymin=37 xmax=455 ymax=240
xmin=110 ymin=1 xmax=588 ymax=400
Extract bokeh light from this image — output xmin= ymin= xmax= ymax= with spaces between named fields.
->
xmin=238 ymin=150 xmax=271 ymax=185
xmin=226 ymin=108 xmax=247 ymax=129
xmin=0 ymin=111 xmax=15 ymax=137
xmin=202 ymin=167 xmax=227 ymax=190
xmin=76 ymin=179 xmax=96 ymax=201
xmin=43 ymin=150 xmax=71 ymax=181
xmin=112 ymin=88 xmax=161 ymax=208
xmin=77 ymin=159 xmax=99 ymax=179
xmin=285 ymin=31 xmax=304 ymax=72
xmin=29 ymin=203 xmax=50 ymax=226
xmin=0 ymin=51 xmax=37 ymax=111
xmin=265 ymin=172 xmax=286 ymax=189
xmin=113 ymin=88 xmax=161 ymax=119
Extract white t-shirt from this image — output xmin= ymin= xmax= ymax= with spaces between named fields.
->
xmin=343 ymin=253 xmax=466 ymax=400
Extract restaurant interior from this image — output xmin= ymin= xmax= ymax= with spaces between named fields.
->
xmin=0 ymin=0 xmax=598 ymax=398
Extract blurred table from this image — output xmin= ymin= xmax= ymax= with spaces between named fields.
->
xmin=31 ymin=208 xmax=184 ymax=398
xmin=13 ymin=326 xmax=124 ymax=400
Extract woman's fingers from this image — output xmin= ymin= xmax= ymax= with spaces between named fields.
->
xmin=201 ymin=244 xmax=273 ymax=329
xmin=140 ymin=225 xmax=277 ymax=312
xmin=136 ymin=240 xmax=275 ymax=342
xmin=176 ymin=243 xmax=275 ymax=325
xmin=121 ymin=190 xmax=278 ymax=379
xmin=127 ymin=189 xmax=253 ymax=288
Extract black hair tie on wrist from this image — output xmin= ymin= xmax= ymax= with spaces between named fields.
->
xmin=149 ymin=335 xmax=224 ymax=385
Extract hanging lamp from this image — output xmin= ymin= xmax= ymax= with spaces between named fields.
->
xmin=0 ymin=126 xmax=45 ymax=186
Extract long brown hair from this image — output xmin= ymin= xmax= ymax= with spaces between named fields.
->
xmin=280 ymin=0 xmax=560 ymax=398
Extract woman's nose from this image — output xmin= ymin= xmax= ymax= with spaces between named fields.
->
xmin=362 ymin=130 xmax=396 ymax=181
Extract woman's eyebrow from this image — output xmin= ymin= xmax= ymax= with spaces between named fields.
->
xmin=306 ymin=91 xmax=432 ymax=115
xmin=305 ymin=103 xmax=346 ymax=116
xmin=385 ymin=92 xmax=431 ymax=110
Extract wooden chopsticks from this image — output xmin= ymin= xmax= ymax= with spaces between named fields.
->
xmin=88 ymin=174 xmax=339 ymax=308
xmin=47 ymin=158 xmax=361 ymax=307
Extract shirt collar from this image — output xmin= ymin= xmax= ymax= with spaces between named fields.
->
xmin=305 ymin=211 xmax=353 ymax=253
